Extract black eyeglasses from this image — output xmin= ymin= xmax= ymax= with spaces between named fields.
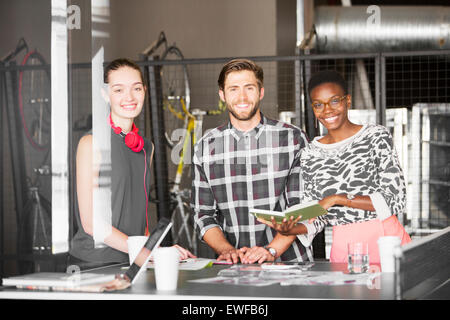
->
xmin=311 ymin=95 xmax=348 ymax=112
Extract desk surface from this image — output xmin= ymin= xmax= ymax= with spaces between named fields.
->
xmin=0 ymin=261 xmax=399 ymax=300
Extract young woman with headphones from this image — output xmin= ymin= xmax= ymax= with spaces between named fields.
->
xmin=69 ymin=58 xmax=195 ymax=267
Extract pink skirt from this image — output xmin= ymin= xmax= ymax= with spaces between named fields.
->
xmin=330 ymin=215 xmax=411 ymax=264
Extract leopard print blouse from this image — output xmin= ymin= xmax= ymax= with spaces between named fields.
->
xmin=299 ymin=124 xmax=406 ymax=234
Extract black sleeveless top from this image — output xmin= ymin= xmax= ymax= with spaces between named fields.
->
xmin=70 ymin=128 xmax=153 ymax=263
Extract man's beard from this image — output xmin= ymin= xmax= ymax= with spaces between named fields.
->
xmin=226 ymin=100 xmax=260 ymax=121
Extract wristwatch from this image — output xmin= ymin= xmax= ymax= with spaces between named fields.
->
xmin=264 ymin=246 xmax=277 ymax=258
xmin=346 ymin=193 xmax=355 ymax=207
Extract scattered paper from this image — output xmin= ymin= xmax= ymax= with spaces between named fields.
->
xmin=280 ymin=271 xmax=381 ymax=286
xmin=188 ymin=276 xmax=280 ymax=287
xmin=147 ymin=258 xmax=221 ymax=271
xmin=188 ymin=265 xmax=381 ymax=287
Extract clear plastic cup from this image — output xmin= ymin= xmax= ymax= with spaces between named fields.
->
xmin=347 ymin=242 xmax=369 ymax=274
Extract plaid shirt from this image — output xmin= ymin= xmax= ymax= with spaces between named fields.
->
xmin=191 ymin=113 xmax=312 ymax=262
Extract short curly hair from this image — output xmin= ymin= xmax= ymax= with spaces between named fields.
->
xmin=307 ymin=70 xmax=348 ymax=97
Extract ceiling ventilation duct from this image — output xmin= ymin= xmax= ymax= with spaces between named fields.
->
xmin=314 ymin=6 xmax=450 ymax=53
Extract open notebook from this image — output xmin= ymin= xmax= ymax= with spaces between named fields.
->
xmin=2 ymin=218 xmax=173 ymax=291
xmin=249 ymin=200 xmax=327 ymax=224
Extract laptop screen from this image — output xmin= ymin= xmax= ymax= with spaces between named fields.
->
xmin=124 ymin=217 xmax=172 ymax=284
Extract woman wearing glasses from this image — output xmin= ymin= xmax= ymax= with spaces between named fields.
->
xmin=260 ymin=70 xmax=411 ymax=264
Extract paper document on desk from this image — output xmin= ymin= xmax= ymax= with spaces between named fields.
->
xmin=188 ymin=265 xmax=309 ymax=287
xmin=2 ymin=272 xmax=116 ymax=289
xmin=280 ymin=271 xmax=381 ymax=286
xmin=189 ymin=276 xmax=281 ymax=287
xmin=147 ymin=258 xmax=225 ymax=270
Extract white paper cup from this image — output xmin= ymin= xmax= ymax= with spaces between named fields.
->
xmin=377 ymin=236 xmax=401 ymax=272
xmin=153 ymin=247 xmax=180 ymax=291
xmin=127 ymin=236 xmax=149 ymax=265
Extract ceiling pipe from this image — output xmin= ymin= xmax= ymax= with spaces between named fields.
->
xmin=314 ymin=6 xmax=450 ymax=53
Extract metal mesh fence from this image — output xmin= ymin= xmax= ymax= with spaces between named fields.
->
xmin=383 ymin=53 xmax=450 ymax=232
xmin=384 ymin=54 xmax=450 ymax=107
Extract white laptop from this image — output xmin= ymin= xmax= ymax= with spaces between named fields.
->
xmin=2 ymin=218 xmax=173 ymax=289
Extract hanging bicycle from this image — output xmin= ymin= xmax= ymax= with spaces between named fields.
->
xmin=143 ymin=32 xmax=226 ymax=254
xmin=14 ymin=40 xmax=52 ymax=271
xmin=19 ymin=49 xmax=51 ymax=151
xmin=163 ymin=97 xmax=225 ymax=255
xmin=142 ymin=31 xmax=191 ymax=148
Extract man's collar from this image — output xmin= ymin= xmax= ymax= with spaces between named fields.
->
xmin=227 ymin=112 xmax=266 ymax=140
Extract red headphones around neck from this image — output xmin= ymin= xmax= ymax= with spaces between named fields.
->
xmin=108 ymin=113 xmax=149 ymax=235
xmin=108 ymin=114 xmax=144 ymax=152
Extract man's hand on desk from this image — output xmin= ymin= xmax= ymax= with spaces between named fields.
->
xmin=216 ymin=246 xmax=275 ymax=264
xmin=217 ymin=247 xmax=243 ymax=264
xmin=204 ymin=227 xmax=275 ymax=264
xmin=239 ymin=246 xmax=275 ymax=264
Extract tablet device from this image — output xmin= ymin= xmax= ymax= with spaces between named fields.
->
xmin=123 ymin=217 xmax=173 ymax=284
